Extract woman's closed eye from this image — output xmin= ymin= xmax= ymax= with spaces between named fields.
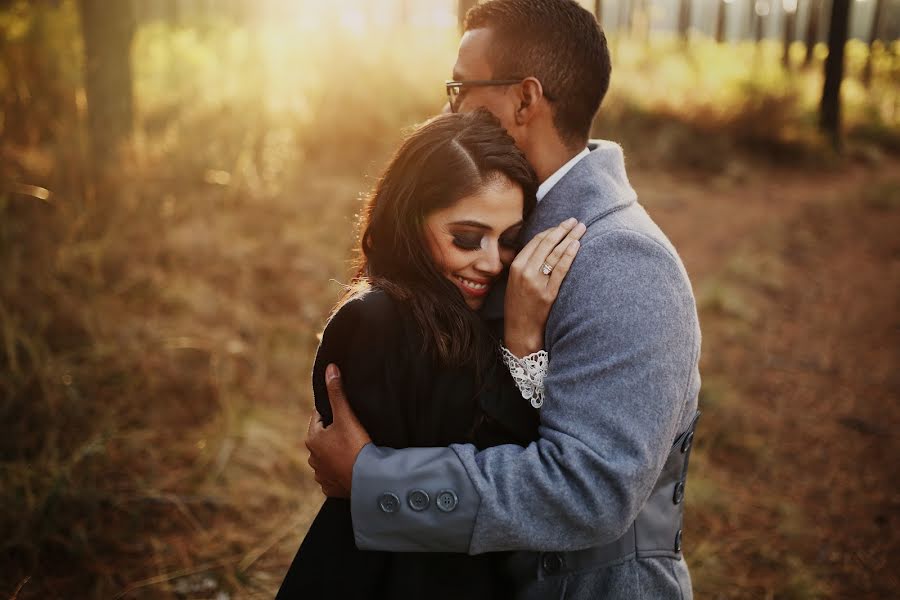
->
xmin=452 ymin=233 xmax=484 ymax=251
xmin=452 ymin=232 xmax=521 ymax=252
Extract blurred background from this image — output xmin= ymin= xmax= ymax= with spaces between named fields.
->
xmin=1 ymin=0 xmax=898 ymax=598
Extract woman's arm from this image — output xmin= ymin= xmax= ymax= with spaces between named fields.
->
xmin=495 ymin=220 xmax=585 ymax=408
xmin=502 ymin=219 xmax=585 ymax=357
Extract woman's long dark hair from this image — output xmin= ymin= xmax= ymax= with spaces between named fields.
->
xmin=338 ymin=109 xmax=537 ymax=374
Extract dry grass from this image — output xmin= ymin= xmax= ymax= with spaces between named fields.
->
xmin=2 ymin=4 xmax=899 ymax=598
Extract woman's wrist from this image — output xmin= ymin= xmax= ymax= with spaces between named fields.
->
xmin=503 ymin=309 xmax=546 ymax=356
xmin=503 ymin=334 xmax=544 ymax=358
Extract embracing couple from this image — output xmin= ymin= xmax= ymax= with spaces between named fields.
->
xmin=277 ymin=1 xmax=701 ymax=598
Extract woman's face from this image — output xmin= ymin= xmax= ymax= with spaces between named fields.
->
xmin=424 ymin=176 xmax=524 ymax=310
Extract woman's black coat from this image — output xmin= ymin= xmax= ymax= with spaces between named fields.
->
xmin=276 ymin=288 xmax=538 ymax=599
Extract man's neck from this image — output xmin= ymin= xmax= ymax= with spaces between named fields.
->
xmin=528 ymin=136 xmax=585 ymax=185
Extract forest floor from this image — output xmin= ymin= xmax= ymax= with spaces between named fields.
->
xmin=636 ymin=157 xmax=900 ymax=599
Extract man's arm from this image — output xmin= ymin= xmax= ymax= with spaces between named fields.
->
xmin=309 ymin=230 xmax=701 ymax=554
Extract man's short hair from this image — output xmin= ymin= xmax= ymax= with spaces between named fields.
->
xmin=465 ymin=0 xmax=611 ymax=148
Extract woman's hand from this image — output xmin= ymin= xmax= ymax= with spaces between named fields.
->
xmin=504 ymin=218 xmax=586 ymax=357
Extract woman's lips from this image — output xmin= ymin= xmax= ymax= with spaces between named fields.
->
xmin=454 ymin=275 xmax=491 ymax=298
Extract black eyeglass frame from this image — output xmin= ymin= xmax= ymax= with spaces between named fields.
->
xmin=445 ymin=79 xmax=556 ymax=112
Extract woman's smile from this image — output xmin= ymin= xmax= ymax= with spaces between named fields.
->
xmin=453 ymin=274 xmax=493 ymax=298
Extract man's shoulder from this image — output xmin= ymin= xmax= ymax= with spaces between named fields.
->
xmin=579 ymin=216 xmax=684 ymax=274
xmin=555 ymin=218 xmax=696 ymax=316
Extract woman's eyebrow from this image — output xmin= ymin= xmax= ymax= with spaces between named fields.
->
xmin=449 ymin=220 xmax=525 ymax=230
xmin=449 ymin=220 xmax=491 ymax=229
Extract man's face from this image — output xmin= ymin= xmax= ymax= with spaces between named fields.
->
xmin=450 ymin=28 xmax=520 ymax=140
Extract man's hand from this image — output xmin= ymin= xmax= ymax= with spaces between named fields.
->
xmin=305 ymin=364 xmax=372 ymax=498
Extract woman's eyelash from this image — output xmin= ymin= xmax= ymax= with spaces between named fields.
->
xmin=452 ymin=235 xmax=482 ymax=251
xmin=452 ymin=234 xmax=520 ymax=251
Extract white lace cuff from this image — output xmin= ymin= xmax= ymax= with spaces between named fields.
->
xmin=499 ymin=345 xmax=549 ymax=409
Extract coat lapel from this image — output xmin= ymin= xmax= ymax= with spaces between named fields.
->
xmin=522 ymin=141 xmax=637 ymax=241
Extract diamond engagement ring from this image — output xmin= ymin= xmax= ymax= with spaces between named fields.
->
xmin=540 ymin=262 xmax=553 ymax=276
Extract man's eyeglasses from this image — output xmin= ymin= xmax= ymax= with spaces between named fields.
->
xmin=445 ymin=79 xmax=525 ymax=113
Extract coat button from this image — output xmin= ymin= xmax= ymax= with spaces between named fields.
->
xmin=407 ymin=489 xmax=430 ymax=511
xmin=673 ymin=481 xmax=685 ymax=504
xmin=435 ymin=489 xmax=458 ymax=512
xmin=378 ymin=492 xmax=400 ymax=514
xmin=541 ymin=552 xmax=563 ymax=574
xmin=681 ymin=431 xmax=694 ymax=454
xmin=674 ymin=529 xmax=683 ymax=553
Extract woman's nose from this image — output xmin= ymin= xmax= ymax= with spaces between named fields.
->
xmin=474 ymin=243 xmax=503 ymax=276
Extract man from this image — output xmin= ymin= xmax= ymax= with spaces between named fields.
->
xmin=307 ymin=1 xmax=701 ymax=598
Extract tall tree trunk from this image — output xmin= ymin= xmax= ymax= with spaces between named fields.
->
xmin=783 ymin=3 xmax=797 ymax=69
xmin=629 ymin=0 xmax=637 ymax=34
xmin=804 ymin=0 xmax=821 ymax=67
xmin=619 ymin=0 xmax=637 ymax=36
xmin=458 ymin=0 xmax=477 ymax=33
xmin=78 ymin=0 xmax=135 ymax=168
xmin=635 ymin=0 xmax=651 ymax=43
xmin=748 ymin=0 xmax=757 ymax=39
xmin=678 ymin=0 xmax=691 ymax=42
xmin=618 ymin=0 xmax=632 ymax=35
xmin=819 ymin=0 xmax=849 ymax=147
xmin=165 ymin=0 xmax=181 ymax=25
xmin=399 ymin=0 xmax=410 ymax=27
xmin=715 ymin=0 xmax=727 ymax=43
xmin=862 ymin=0 xmax=885 ymax=86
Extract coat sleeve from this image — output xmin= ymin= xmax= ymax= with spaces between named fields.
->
xmin=351 ymin=230 xmax=701 ymax=553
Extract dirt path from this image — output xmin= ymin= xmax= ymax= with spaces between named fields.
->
xmin=635 ymin=159 xmax=900 ymax=598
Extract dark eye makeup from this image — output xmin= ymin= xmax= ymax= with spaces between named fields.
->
xmin=452 ymin=233 xmax=483 ymax=251
xmin=451 ymin=232 xmax=521 ymax=252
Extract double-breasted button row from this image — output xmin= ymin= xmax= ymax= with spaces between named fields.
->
xmin=673 ymin=481 xmax=685 ymax=504
xmin=377 ymin=489 xmax=458 ymax=513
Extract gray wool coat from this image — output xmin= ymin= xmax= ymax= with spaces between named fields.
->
xmin=350 ymin=141 xmax=701 ymax=599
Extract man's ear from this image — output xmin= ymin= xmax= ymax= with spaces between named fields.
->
xmin=514 ymin=77 xmax=545 ymax=126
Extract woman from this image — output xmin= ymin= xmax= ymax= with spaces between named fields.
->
xmin=276 ymin=109 xmax=582 ymax=599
